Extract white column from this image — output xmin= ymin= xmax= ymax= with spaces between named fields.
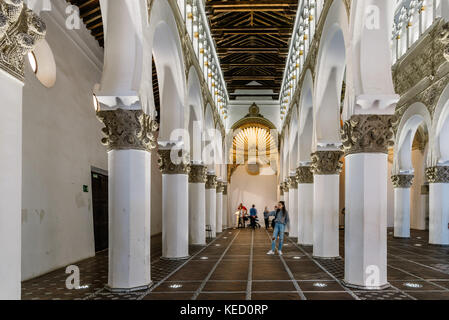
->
xmin=159 ymin=147 xmax=190 ymax=259
xmin=420 ymin=184 xmax=430 ymax=230
xmin=216 ymin=182 xmax=223 ymax=233
xmin=341 ymin=114 xmax=395 ymax=290
xmin=188 ymin=164 xmax=207 ymax=245
xmin=206 ymin=174 xmax=217 ymax=237
xmin=311 ymin=151 xmax=343 ymax=259
xmin=392 ymin=174 xmax=414 ymax=238
xmin=297 ymin=167 xmax=314 ymax=246
xmin=0 ymin=2 xmax=46 ymax=299
xmin=0 ymin=72 xmax=23 ymax=300
xmin=427 ymin=167 xmax=449 ymax=245
xmin=288 ymin=176 xmax=298 ymax=238
xmin=108 ymin=150 xmax=152 ymax=291
xmin=283 ymin=184 xmax=289 ymax=232
xmin=96 ymin=109 xmax=157 ymax=292
xmin=222 ymin=183 xmax=228 ymax=230
xmin=344 ymin=153 xmax=389 ymax=289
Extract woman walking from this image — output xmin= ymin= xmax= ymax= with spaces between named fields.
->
xmin=267 ymin=201 xmax=289 ymax=255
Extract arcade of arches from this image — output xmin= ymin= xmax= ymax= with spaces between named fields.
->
xmin=1 ymin=0 xmax=449 ymax=301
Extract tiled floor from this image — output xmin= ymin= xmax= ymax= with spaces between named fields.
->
xmin=22 ymin=228 xmax=449 ymax=300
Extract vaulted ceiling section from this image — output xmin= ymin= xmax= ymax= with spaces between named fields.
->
xmin=206 ymin=0 xmax=298 ymax=100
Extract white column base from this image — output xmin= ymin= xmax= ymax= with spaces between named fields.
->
xmin=108 ymin=150 xmax=152 ymax=291
xmin=298 ymin=183 xmax=313 ymax=246
xmin=313 ymin=175 xmax=339 ymax=258
xmin=206 ymin=189 xmax=217 ymax=238
xmin=429 ymin=183 xmax=449 ymax=246
xmin=162 ymin=174 xmax=189 ymax=259
xmin=216 ymin=192 xmax=223 ymax=233
xmin=189 ymin=183 xmax=206 ymax=245
xmin=394 ymin=188 xmax=411 ymax=238
xmin=344 ymin=153 xmax=388 ymax=290
xmin=288 ymin=189 xmax=298 ymax=238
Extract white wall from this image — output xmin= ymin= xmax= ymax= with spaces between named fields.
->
xmin=21 ymin=7 xmax=106 ymax=280
xmin=228 ymin=101 xmax=280 ymax=130
xmin=410 ymin=148 xmax=426 ymax=230
xmin=229 ymin=165 xmax=278 ymax=220
xmin=151 ymin=146 xmax=163 ymax=235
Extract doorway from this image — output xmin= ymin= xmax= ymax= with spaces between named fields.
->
xmin=91 ymin=171 xmax=108 ymax=252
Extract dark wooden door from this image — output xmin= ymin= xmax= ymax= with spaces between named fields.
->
xmin=91 ymin=171 xmax=108 ymax=252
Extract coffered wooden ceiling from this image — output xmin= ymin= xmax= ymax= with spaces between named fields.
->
xmin=205 ymin=0 xmax=298 ymax=100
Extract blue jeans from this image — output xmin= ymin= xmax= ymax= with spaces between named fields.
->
xmin=271 ymin=223 xmax=285 ymax=252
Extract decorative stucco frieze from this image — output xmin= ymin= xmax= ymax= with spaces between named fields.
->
xmin=440 ymin=22 xmax=449 ymax=61
xmin=288 ymin=176 xmax=298 ymax=189
xmin=158 ymin=148 xmax=191 ymax=175
xmin=341 ymin=115 xmax=396 ymax=155
xmin=296 ymin=166 xmax=314 ymax=184
xmin=206 ymin=174 xmax=218 ymax=190
xmin=189 ymin=164 xmax=207 ymax=183
xmin=0 ymin=0 xmax=46 ymax=80
xmin=97 ymin=108 xmax=158 ymax=152
xmin=391 ymin=174 xmax=414 ymax=188
xmin=311 ymin=151 xmax=344 ymax=175
xmin=425 ymin=166 xmax=449 ymax=184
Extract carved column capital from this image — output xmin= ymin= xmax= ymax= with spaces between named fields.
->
xmin=296 ymin=166 xmax=314 ymax=184
xmin=216 ymin=181 xmax=224 ymax=193
xmin=311 ymin=151 xmax=344 ymax=175
xmin=391 ymin=174 xmax=414 ymax=188
xmin=222 ymin=183 xmax=228 ymax=195
xmin=206 ymin=174 xmax=217 ymax=190
xmin=341 ymin=115 xmax=396 ymax=155
xmin=157 ymin=149 xmax=190 ymax=175
xmin=189 ymin=164 xmax=207 ymax=183
xmin=288 ymin=176 xmax=298 ymax=189
xmin=0 ymin=0 xmax=46 ymax=80
xmin=283 ymin=179 xmax=290 ymax=192
xmin=426 ymin=166 xmax=449 ymax=183
xmin=440 ymin=22 xmax=449 ymax=61
xmin=97 ymin=109 xmax=158 ymax=152
xmin=279 ymin=184 xmax=284 ymax=196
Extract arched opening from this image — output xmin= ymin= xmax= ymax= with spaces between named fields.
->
xmin=186 ymin=67 xmax=204 ymax=163
xmin=393 ymin=103 xmax=432 ymax=237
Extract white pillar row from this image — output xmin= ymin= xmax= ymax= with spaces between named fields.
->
xmin=0 ymin=2 xmax=46 ymax=300
xmin=283 ymin=181 xmax=289 ymax=232
xmin=97 ymin=109 xmax=158 ymax=292
xmin=392 ymin=174 xmax=414 ymax=239
xmin=296 ymin=166 xmax=314 ymax=246
xmin=205 ymin=174 xmax=217 ymax=237
xmin=222 ymin=183 xmax=228 ymax=230
xmin=342 ymin=114 xmax=395 ymax=290
xmin=188 ymin=164 xmax=208 ymax=245
xmin=288 ymin=176 xmax=299 ymax=238
xmin=311 ymin=151 xmax=343 ymax=259
xmin=216 ymin=181 xmax=223 ymax=233
xmin=426 ymin=167 xmax=449 ymax=245
xmin=158 ymin=146 xmax=190 ymax=260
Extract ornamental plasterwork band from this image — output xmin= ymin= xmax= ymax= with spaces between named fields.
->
xmin=0 ymin=0 xmax=46 ymax=81
xmin=158 ymin=149 xmax=191 ymax=175
xmin=216 ymin=181 xmax=224 ymax=193
xmin=341 ymin=115 xmax=396 ymax=155
xmin=288 ymin=176 xmax=298 ymax=189
xmin=206 ymin=174 xmax=217 ymax=190
xmin=188 ymin=164 xmax=207 ymax=183
xmin=425 ymin=166 xmax=449 ymax=184
xmin=296 ymin=166 xmax=314 ymax=184
xmin=391 ymin=174 xmax=414 ymax=188
xmin=311 ymin=151 xmax=344 ymax=175
xmin=97 ymin=109 xmax=159 ymax=152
